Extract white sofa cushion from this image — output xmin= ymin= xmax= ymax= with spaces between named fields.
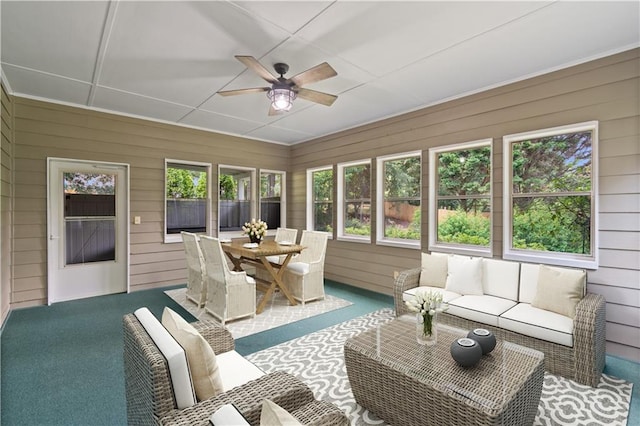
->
xmin=134 ymin=307 xmax=196 ymax=409
xmin=403 ymin=286 xmax=461 ymax=304
xmin=419 ymin=252 xmax=448 ymax=288
xmin=532 ymin=264 xmax=586 ymax=319
xmin=162 ymin=307 xmax=224 ymax=401
xmin=447 ymin=295 xmax=517 ymax=327
xmin=445 ymin=255 xmax=483 ymax=295
xmin=518 ymin=263 xmax=540 ymax=303
xmin=216 ymin=350 xmax=265 ymax=392
xmin=481 ymin=258 xmax=520 ymax=301
xmin=499 ymin=303 xmax=574 ymax=347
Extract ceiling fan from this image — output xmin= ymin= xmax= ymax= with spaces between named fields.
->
xmin=217 ymin=55 xmax=338 ymax=116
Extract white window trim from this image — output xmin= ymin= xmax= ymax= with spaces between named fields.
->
xmin=428 ymin=139 xmax=493 ymax=257
xmin=164 ymin=159 xmax=212 ymax=244
xmin=260 ymin=169 xmax=286 ymax=236
xmin=376 ymin=151 xmax=421 ymax=249
xmin=502 ymin=121 xmax=599 ymax=269
xmin=337 ymin=159 xmax=371 ymax=243
xmin=218 ymin=164 xmax=257 ymax=238
xmin=306 ymin=165 xmax=333 ymax=238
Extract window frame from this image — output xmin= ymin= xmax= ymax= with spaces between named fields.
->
xmin=502 ymin=121 xmax=599 ymax=269
xmin=376 ymin=151 xmax=422 ymax=249
xmin=306 ymin=165 xmax=334 ymax=237
xmin=218 ymin=164 xmax=257 ymax=238
xmin=428 ymin=139 xmax=493 ymax=257
xmin=164 ymin=159 xmax=212 ymax=244
xmin=259 ymin=169 xmax=286 ymax=234
xmin=337 ymin=159 xmax=372 ymax=243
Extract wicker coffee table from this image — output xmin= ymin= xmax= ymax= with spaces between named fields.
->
xmin=344 ymin=316 xmax=544 ymax=425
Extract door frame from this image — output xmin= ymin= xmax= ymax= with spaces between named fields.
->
xmin=46 ymin=157 xmax=130 ymax=305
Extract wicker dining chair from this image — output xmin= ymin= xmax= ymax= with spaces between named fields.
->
xmin=181 ymin=231 xmax=207 ymax=307
xmin=199 ymin=236 xmax=256 ymax=324
xmin=264 ymin=227 xmax=299 ymax=265
xmin=282 ymin=230 xmax=328 ymax=305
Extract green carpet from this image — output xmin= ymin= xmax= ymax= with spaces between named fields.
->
xmin=1 ymin=280 xmax=638 ymax=425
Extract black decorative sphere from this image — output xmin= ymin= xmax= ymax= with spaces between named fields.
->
xmin=467 ymin=328 xmax=497 ymax=355
xmin=450 ymin=338 xmax=483 ymax=367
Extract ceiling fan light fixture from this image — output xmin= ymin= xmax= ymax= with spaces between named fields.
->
xmin=267 ymin=86 xmax=296 ymax=111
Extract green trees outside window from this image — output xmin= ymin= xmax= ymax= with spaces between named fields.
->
xmin=510 ymin=131 xmax=593 ymax=255
xmin=381 ymin=154 xmax=421 ymax=241
xmin=342 ymin=162 xmax=371 ymax=237
xmin=434 ymin=144 xmax=492 ymax=248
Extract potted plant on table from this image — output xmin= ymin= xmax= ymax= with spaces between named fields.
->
xmin=242 ymin=218 xmax=268 ymax=244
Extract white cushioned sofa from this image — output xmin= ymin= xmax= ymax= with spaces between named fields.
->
xmin=394 ymin=253 xmax=606 ymax=387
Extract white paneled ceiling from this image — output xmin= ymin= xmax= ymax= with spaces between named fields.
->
xmin=2 ymin=1 xmax=639 ymax=145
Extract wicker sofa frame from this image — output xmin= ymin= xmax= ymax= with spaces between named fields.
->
xmin=123 ymin=313 xmax=348 ymax=425
xmin=393 ymin=267 xmax=607 ymax=387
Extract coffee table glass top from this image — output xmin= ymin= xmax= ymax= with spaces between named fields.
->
xmin=345 ymin=315 xmax=544 ymax=413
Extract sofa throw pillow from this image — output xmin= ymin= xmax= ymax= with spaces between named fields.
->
xmin=445 ymin=255 xmax=483 ymax=295
xmin=260 ymin=399 xmax=303 ymax=426
xmin=419 ymin=252 xmax=448 ymax=288
xmin=532 ymin=264 xmax=586 ymax=319
xmin=162 ymin=307 xmax=224 ymax=401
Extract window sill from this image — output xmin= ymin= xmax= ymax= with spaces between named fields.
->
xmin=504 ymin=249 xmax=597 ymax=270
xmin=376 ymin=239 xmax=421 ymax=250
xmin=428 ymin=243 xmax=492 ymax=258
xmin=337 ymin=235 xmax=371 ymax=244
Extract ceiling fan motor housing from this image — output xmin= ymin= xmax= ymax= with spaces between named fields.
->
xmin=273 ymin=62 xmax=289 ymax=77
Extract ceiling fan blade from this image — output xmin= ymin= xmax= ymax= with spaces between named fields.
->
xmin=235 ymin=55 xmax=278 ymax=84
xmin=268 ymin=105 xmax=284 ymax=116
xmin=289 ymin=62 xmax=337 ymax=87
xmin=217 ymin=87 xmax=270 ymax=96
xmin=296 ymin=88 xmax=338 ymax=106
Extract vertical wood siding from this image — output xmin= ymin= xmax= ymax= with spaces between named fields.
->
xmin=10 ymin=99 xmax=289 ymax=307
xmin=290 ymin=48 xmax=640 ymax=361
xmin=1 ymin=83 xmax=13 ymax=324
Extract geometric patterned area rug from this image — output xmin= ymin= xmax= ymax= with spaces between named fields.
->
xmin=246 ymin=309 xmax=633 ymax=426
xmin=164 ymin=287 xmax=352 ymax=339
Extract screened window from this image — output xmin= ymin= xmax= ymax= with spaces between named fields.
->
xmin=503 ymin=122 xmax=598 ymax=268
xmin=376 ymin=152 xmax=421 ymax=247
xmin=260 ymin=170 xmax=285 ymax=230
xmin=219 ymin=166 xmax=256 ymax=234
xmin=338 ymin=160 xmax=371 ymax=241
xmin=165 ymin=160 xmax=210 ymax=243
xmin=429 ymin=140 xmax=492 ymax=255
xmin=307 ymin=166 xmax=333 ymax=233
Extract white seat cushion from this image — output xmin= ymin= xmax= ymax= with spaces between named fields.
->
xmin=403 ymin=286 xmax=461 ymax=304
xmin=265 ymin=255 xmax=281 ymax=264
xmin=481 ymin=258 xmax=520 ymax=301
xmin=246 ymin=275 xmax=256 ymax=284
xmin=448 ymin=295 xmax=516 ymax=327
xmin=162 ymin=307 xmax=223 ymax=401
xmin=216 ymin=350 xmax=265 ymax=392
xmin=499 ymin=303 xmax=574 ymax=347
xmin=287 ymin=262 xmax=310 ymax=275
xmin=134 ymin=307 xmax=196 ymax=409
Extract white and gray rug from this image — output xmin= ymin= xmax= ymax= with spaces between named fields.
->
xmin=165 ymin=287 xmax=352 ymax=339
xmin=246 ymin=309 xmax=633 ymax=426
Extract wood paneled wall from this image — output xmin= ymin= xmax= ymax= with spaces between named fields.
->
xmin=10 ymin=99 xmax=289 ymax=307
xmin=290 ymin=49 xmax=640 ymax=361
xmin=1 ymin=83 xmax=13 ymax=324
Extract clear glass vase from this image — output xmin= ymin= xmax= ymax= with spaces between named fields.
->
xmin=416 ymin=313 xmax=438 ymax=346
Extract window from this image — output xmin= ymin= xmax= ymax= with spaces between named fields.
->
xmin=503 ymin=122 xmax=598 ymax=269
xmin=429 ymin=140 xmax=492 ymax=256
xmin=219 ymin=166 xmax=256 ymax=235
xmin=260 ymin=170 xmax=285 ymax=230
xmin=307 ymin=166 xmax=333 ymax=234
xmin=165 ymin=160 xmax=210 ymax=243
xmin=337 ymin=160 xmax=371 ymax=241
xmin=376 ymin=152 xmax=421 ymax=247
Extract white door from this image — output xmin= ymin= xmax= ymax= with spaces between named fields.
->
xmin=47 ymin=159 xmax=129 ymax=304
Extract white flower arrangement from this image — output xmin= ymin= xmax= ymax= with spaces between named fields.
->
xmin=242 ymin=218 xmax=268 ymax=242
xmin=406 ymin=290 xmax=448 ymax=338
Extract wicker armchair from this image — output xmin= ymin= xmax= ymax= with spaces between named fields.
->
xmin=181 ymin=232 xmax=206 ymax=307
xmin=283 ymin=230 xmax=328 ymax=305
xmin=123 ymin=314 xmax=348 ymax=426
xmin=394 ymin=267 xmax=606 ymax=387
xmin=199 ymin=236 xmax=256 ymax=324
